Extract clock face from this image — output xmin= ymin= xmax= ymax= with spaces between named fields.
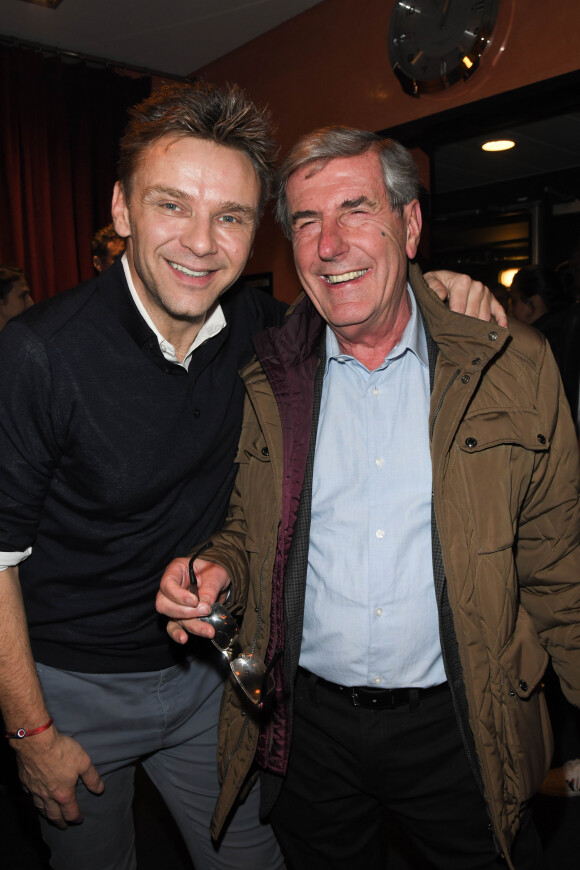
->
xmin=388 ymin=0 xmax=500 ymax=96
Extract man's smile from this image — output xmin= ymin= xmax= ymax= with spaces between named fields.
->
xmin=169 ymin=261 xmax=213 ymax=278
xmin=323 ymin=268 xmax=369 ymax=285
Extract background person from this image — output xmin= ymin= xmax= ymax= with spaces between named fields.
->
xmin=0 ymin=265 xmax=33 ymax=330
xmin=90 ymin=223 xmax=126 ymax=273
xmin=510 ymin=266 xmax=580 ymax=437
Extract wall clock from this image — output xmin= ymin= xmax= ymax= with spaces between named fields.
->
xmin=388 ymin=0 xmax=500 ymax=97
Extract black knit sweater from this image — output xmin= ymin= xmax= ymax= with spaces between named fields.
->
xmin=0 ymin=261 xmax=286 ymax=673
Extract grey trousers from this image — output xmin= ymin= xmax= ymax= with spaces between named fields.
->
xmin=35 ymin=653 xmax=284 ymax=870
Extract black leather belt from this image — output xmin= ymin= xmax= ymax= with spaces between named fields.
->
xmin=300 ymin=668 xmax=448 ymax=710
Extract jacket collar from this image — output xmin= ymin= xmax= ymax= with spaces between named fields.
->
xmin=252 ymin=292 xmax=325 ymax=372
xmin=408 ymin=262 xmax=510 ymax=372
xmin=254 ymin=262 xmax=510 ymax=375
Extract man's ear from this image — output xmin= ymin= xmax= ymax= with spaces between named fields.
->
xmin=404 ymin=200 xmax=422 ymax=260
xmin=111 ymin=182 xmax=131 ymax=238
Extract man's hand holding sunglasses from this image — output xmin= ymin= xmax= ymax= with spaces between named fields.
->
xmin=157 ymin=552 xmax=275 ymax=706
xmin=156 ymin=556 xmax=231 ymax=645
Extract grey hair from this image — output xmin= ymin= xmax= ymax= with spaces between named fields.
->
xmin=275 ymin=126 xmax=420 ymax=238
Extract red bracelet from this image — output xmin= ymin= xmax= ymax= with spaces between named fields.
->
xmin=5 ymin=718 xmax=54 ymax=740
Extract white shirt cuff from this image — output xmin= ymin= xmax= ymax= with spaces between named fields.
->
xmin=0 ymin=548 xmax=32 ymax=571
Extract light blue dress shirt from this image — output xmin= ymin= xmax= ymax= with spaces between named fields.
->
xmin=299 ymin=288 xmax=447 ymax=689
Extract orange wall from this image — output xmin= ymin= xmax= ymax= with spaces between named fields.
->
xmin=193 ymin=0 xmax=580 ymax=302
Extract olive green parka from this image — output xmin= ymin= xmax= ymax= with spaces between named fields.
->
xmin=202 ymin=264 xmax=580 ymax=867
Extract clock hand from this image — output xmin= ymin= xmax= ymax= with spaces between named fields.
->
xmin=440 ymin=0 xmax=450 ymax=28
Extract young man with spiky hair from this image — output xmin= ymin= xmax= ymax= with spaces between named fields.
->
xmin=0 ymin=81 xmax=286 ymax=870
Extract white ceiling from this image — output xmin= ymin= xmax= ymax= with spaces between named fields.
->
xmin=0 ymin=0 xmax=322 ymax=78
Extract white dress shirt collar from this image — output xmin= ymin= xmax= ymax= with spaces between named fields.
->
xmin=121 ymin=255 xmax=226 ymax=370
xmin=324 ymin=284 xmax=429 ymax=375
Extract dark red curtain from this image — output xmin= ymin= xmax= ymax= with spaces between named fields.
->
xmin=0 ymin=44 xmax=151 ymax=302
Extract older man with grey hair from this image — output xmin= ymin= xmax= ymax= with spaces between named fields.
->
xmin=155 ymin=124 xmax=578 ymax=870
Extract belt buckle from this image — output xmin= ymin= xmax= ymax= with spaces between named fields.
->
xmin=351 ymin=686 xmax=392 ymax=709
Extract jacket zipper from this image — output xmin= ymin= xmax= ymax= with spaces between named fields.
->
xmin=428 ymin=363 xmax=507 ymax=862
xmin=430 ymin=368 xmax=461 ymax=442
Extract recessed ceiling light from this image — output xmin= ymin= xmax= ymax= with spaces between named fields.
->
xmin=481 ymin=140 xmax=516 ymax=152
xmin=19 ymin=0 xmax=65 ymax=8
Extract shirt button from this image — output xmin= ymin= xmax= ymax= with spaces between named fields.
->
xmin=373 ymin=387 xmax=380 ymax=396
xmin=465 ymin=437 xmax=477 ymax=448
xmin=376 ymin=529 xmax=385 ymax=539
xmin=461 ymin=374 xmax=470 ymax=384
xmin=488 ymin=331 xmax=498 ymax=341
xmin=375 ymin=457 xmax=384 ymax=467
xmin=375 ymin=607 xmax=383 ymax=617
xmin=373 ymin=676 xmax=382 ymax=685
xmin=193 ymin=408 xmax=201 ymax=418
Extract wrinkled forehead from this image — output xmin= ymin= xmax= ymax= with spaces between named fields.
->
xmin=287 ymin=151 xmax=387 ymax=209
xmin=130 ymin=134 xmax=262 ymax=194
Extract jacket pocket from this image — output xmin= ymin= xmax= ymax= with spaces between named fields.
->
xmin=457 ymin=409 xmax=551 ymax=455
xmin=494 ymin=606 xmax=552 ymax=804
xmin=236 ymin=433 xmax=272 ymax=465
xmin=454 ymin=410 xmax=550 ymax=554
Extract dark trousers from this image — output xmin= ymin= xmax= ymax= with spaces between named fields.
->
xmin=270 ymin=669 xmax=546 ymax=870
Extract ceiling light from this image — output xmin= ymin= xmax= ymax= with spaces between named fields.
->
xmin=482 ymin=140 xmax=516 ymax=152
